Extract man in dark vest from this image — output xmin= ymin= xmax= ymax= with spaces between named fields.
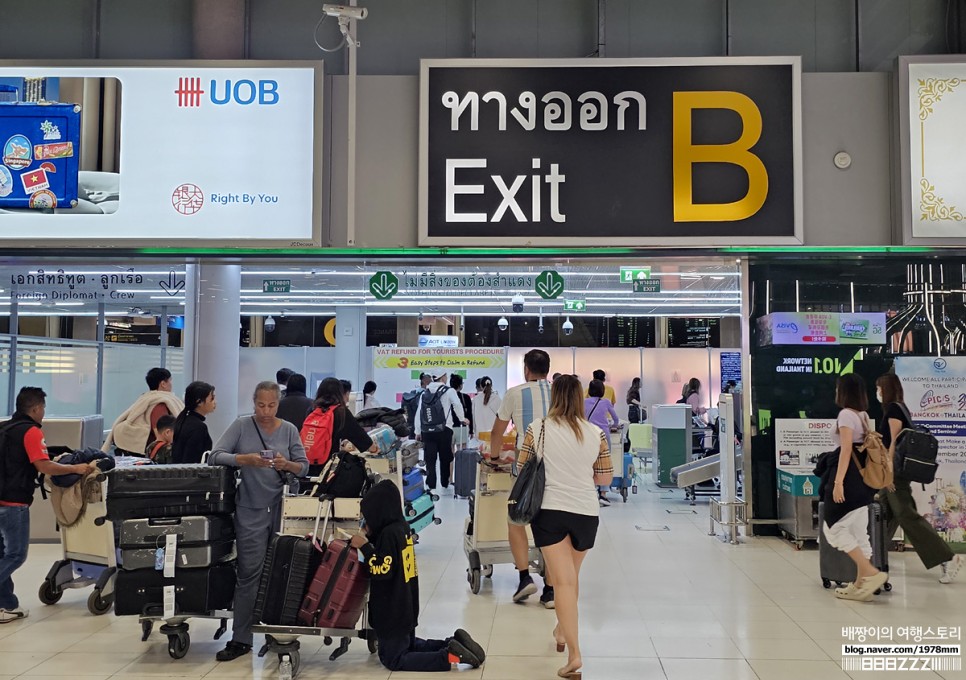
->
xmin=0 ymin=387 xmax=96 ymax=624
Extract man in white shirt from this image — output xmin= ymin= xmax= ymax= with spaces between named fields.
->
xmin=415 ymin=371 xmax=467 ymax=492
xmin=490 ymin=349 xmax=554 ymax=608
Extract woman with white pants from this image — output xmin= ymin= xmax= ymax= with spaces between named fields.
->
xmin=822 ymin=373 xmax=888 ymax=601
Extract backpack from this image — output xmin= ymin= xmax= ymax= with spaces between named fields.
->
xmin=313 ymin=451 xmax=369 ymax=498
xmin=401 ymin=389 xmax=424 ymax=436
xmin=419 ymin=386 xmax=449 ymax=434
xmin=146 ymin=440 xmax=173 ymax=465
xmin=851 ymin=412 xmax=893 ymax=490
xmin=301 ymin=407 xmax=336 ymax=465
xmin=893 ymin=404 xmax=940 ymax=484
xmin=676 ymin=389 xmax=697 ymax=405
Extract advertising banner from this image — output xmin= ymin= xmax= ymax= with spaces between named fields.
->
xmin=0 ymin=62 xmax=321 ymax=245
xmin=775 ymin=418 xmax=836 ymax=471
xmin=757 ymin=312 xmax=886 ymax=346
xmin=420 ymin=57 xmax=802 ymax=246
xmin=372 ymin=347 xmax=508 ymax=408
xmin=900 ymin=57 xmax=966 ymax=243
xmin=895 ymin=357 xmax=966 ymax=550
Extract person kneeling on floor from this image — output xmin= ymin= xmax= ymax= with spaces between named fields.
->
xmin=351 ymin=480 xmax=486 ymax=671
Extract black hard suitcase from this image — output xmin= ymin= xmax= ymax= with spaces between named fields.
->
xmin=453 ymin=449 xmax=479 ymax=499
xmin=818 ymin=501 xmax=892 ymax=592
xmin=114 ymin=561 xmax=236 ymax=616
xmin=106 ymin=465 xmax=236 ymax=521
xmin=120 ymin=541 xmax=234 ymax=571
xmin=253 ymin=534 xmax=322 ymax=626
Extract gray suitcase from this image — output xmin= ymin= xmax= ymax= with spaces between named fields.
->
xmin=121 ymin=541 xmax=234 ymax=571
xmin=453 ymin=448 xmax=479 ymax=499
xmin=400 ymin=441 xmax=421 ymax=471
xmin=818 ymin=501 xmax=891 ymax=592
xmin=119 ymin=515 xmax=234 ymax=546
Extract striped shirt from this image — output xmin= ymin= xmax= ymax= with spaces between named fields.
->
xmin=497 ymin=379 xmax=552 ymax=450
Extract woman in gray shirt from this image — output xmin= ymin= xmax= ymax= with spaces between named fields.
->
xmin=209 ymin=381 xmax=308 ymax=662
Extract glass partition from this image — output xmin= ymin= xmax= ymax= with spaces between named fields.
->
xmin=13 ymin=337 xmax=99 ymax=416
xmin=0 ymin=336 xmax=10 ymax=416
xmin=101 ymin=344 xmax=163 ymax=430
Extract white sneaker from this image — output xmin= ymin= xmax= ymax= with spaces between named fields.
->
xmin=0 ymin=608 xmax=29 ymax=624
xmin=940 ymin=555 xmax=963 ymax=584
xmin=598 ymin=496 xmax=610 ymax=507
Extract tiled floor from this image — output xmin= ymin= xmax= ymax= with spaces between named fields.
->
xmin=2 ymin=479 xmax=964 ymax=679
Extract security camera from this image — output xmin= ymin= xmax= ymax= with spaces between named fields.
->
xmin=418 ymin=311 xmax=424 ymax=322
xmin=562 ymin=317 xmax=574 ymax=336
xmin=323 ymin=4 xmax=368 ymax=19
xmin=264 ymin=315 xmax=276 ymax=333
xmin=511 ymin=294 xmax=525 ymax=313
xmin=497 ymin=316 xmax=509 ymax=331
xmin=538 ymin=324 xmax=545 ymax=334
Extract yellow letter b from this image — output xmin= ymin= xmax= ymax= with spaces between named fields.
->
xmin=672 ymin=91 xmax=768 ymax=222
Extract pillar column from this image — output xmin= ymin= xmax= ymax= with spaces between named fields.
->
xmin=335 ymin=306 xmax=368 ymax=389
xmin=184 ymin=263 xmax=241 ymax=442
xmin=396 ymin=317 xmax=418 ymax=346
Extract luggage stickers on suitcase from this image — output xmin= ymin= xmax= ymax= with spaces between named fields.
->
xmin=406 ymin=492 xmax=440 ymax=537
xmin=453 ymin=448 xmax=479 ymax=499
xmin=297 ymin=539 xmax=368 ymax=629
xmin=114 ymin=561 xmax=236 ymax=617
xmin=402 ymin=468 xmax=425 ymax=504
xmin=254 ymin=534 xmax=322 ymax=626
xmin=367 ymin=424 xmax=398 ymax=456
xmin=818 ymin=501 xmax=891 ymax=591
xmin=106 ymin=464 xmax=236 ymax=521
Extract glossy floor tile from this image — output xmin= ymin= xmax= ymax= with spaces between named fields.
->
xmin=2 ymin=477 xmax=964 ymax=679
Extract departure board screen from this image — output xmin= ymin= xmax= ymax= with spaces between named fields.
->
xmin=667 ymin=318 xmax=721 ymax=348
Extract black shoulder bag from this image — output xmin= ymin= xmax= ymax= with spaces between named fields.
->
xmin=508 ymin=421 xmax=546 ymax=526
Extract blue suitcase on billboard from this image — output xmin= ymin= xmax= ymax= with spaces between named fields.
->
xmin=405 ymin=492 xmax=441 ymax=540
xmin=0 ymin=101 xmax=81 ymax=210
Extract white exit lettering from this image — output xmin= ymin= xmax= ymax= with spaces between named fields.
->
xmin=445 ymin=158 xmax=566 ymax=223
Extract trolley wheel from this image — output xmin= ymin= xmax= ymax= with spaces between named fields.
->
xmin=433 ymin=517 xmax=442 ymax=525
xmin=836 ymin=581 xmax=846 ymax=588
xmin=794 ymin=542 xmax=803 ymax=551
xmin=38 ymin=580 xmax=63 ymax=605
xmin=87 ymin=590 xmax=113 ymax=616
xmin=621 ymin=487 xmax=628 ymax=502
xmin=632 ymin=485 xmax=638 ymax=494
xmin=367 ymin=635 xmax=378 ymax=654
xmin=278 ymin=651 xmax=300 ymax=680
xmin=430 ymin=493 xmax=440 ymax=502
xmin=822 ymin=578 xmax=832 ymax=589
xmin=405 ymin=506 xmax=416 ymax=518
xmin=141 ymin=620 xmax=154 ymax=641
xmin=882 ymin=581 xmax=893 ymax=592
xmin=482 ymin=564 xmax=493 ymax=578
xmin=469 ymin=568 xmax=482 ymax=594
xmin=168 ymin=632 xmax=190 ymax=659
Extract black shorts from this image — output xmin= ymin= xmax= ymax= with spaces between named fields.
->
xmin=530 ymin=509 xmax=599 ymax=552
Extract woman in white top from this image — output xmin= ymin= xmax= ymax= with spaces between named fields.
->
xmin=362 ymin=381 xmax=380 ymax=410
xmin=471 ymin=376 xmax=502 ymax=436
xmin=821 ymin=373 xmax=886 ymax=601
xmin=516 ymin=375 xmax=613 ymax=678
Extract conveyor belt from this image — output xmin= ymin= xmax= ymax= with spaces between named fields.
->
xmin=670 ymin=451 xmax=743 ymax=488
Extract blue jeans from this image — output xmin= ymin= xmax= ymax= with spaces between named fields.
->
xmin=0 ymin=506 xmax=30 ymax=610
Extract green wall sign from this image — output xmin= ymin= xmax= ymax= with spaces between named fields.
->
xmin=369 ymin=271 xmax=399 ymax=300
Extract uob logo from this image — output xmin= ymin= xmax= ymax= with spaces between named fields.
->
xmin=176 ymin=77 xmax=280 ymax=108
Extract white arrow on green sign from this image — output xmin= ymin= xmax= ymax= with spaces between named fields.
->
xmin=535 ymin=270 xmax=564 ymax=300
xmin=564 ymin=299 xmax=587 ymax=312
xmin=262 ymin=279 xmax=291 ymax=293
xmin=369 ymin=271 xmax=399 ymax=300
xmin=620 ymin=266 xmax=651 ymax=283
xmin=633 ymin=279 xmax=661 ymax=293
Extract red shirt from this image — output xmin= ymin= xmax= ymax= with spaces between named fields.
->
xmin=0 ymin=426 xmax=48 ymax=507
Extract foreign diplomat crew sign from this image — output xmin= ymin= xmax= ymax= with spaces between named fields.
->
xmin=0 ymin=62 xmax=320 ymax=244
xmin=419 ymin=58 xmax=801 ymax=246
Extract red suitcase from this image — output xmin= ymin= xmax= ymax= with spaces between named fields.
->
xmin=296 ymin=539 xmax=368 ymax=629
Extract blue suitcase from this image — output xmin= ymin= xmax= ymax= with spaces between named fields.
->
xmin=405 ymin=492 xmax=440 ymax=539
xmin=0 ymin=100 xmax=81 ymax=210
xmin=403 ymin=468 xmax=425 ymax=504
xmin=610 ymin=452 xmax=635 ymax=502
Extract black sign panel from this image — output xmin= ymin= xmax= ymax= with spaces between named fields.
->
xmin=420 ymin=59 xmax=800 ymax=245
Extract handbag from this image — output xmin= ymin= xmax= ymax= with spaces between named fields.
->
xmin=507 ymin=421 xmax=546 ymax=526
xmin=313 ymin=451 xmax=369 ymax=498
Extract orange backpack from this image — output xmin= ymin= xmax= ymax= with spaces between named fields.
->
xmin=301 ymin=407 xmax=336 ymax=465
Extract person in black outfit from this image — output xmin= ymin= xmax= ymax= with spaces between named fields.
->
xmin=875 ymin=373 xmax=961 ymax=583
xmin=449 ymin=374 xmax=474 ymax=436
xmin=350 ymin=480 xmax=486 ymax=671
xmin=171 ymin=381 xmax=216 ymax=464
xmin=311 ymin=378 xmax=377 ymax=466
xmin=276 ymin=373 xmax=313 ymax=431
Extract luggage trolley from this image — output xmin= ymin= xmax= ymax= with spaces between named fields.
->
xmin=464 ymin=459 xmax=542 ymax=595
xmin=253 ymin=500 xmax=377 ymax=680
xmin=607 ymin=424 xmax=638 ymax=502
xmin=39 ymin=469 xmax=118 ymax=615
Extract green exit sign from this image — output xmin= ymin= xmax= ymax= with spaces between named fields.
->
xmin=633 ymin=279 xmax=661 ymax=293
xmin=620 ymin=266 xmax=651 ymax=283
xmin=262 ymin=279 xmax=291 ymax=293
xmin=564 ymin=299 xmax=587 ymax=312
